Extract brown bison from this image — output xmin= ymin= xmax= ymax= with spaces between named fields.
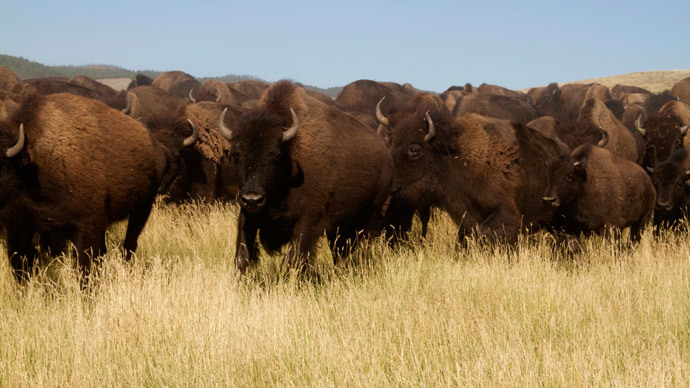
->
xmin=452 ymin=93 xmax=537 ymax=124
xmin=671 ymin=77 xmax=690 ymax=106
xmin=386 ymin=93 xmax=569 ymax=244
xmin=645 ymin=142 xmax=690 ymax=226
xmin=126 ymin=74 xmax=154 ymax=90
xmin=542 ymin=142 xmax=655 ymax=241
xmin=532 ymin=82 xmax=614 ymax=123
xmin=220 ymin=81 xmax=393 ymax=273
xmin=0 ymin=93 xmax=169 ymax=281
xmin=336 ymin=79 xmax=417 ymax=130
xmin=152 ymin=71 xmax=201 ymax=100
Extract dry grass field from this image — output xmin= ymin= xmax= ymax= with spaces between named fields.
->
xmin=1 ymin=201 xmax=689 ymax=386
xmin=559 ymin=70 xmax=690 ymax=94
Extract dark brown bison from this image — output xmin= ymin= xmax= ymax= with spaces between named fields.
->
xmin=24 ymin=77 xmax=101 ymax=99
xmin=645 ymin=142 xmax=690 ymax=226
xmin=671 ymin=77 xmax=690 ymax=106
xmin=578 ymin=98 xmax=638 ymax=162
xmin=533 ymin=82 xmax=614 ymax=123
xmin=336 ymin=79 xmax=417 ymax=130
xmin=0 ymin=93 xmax=169 ymax=281
xmin=152 ymin=71 xmax=201 ymax=100
xmin=452 ymin=93 xmax=537 ymax=124
xmin=611 ymin=84 xmax=651 ymax=99
xmin=477 ymin=82 xmax=529 ymax=102
xmin=542 ymin=142 xmax=655 ymax=241
xmin=124 ymin=85 xmax=187 ymax=122
xmin=386 ymin=93 xmax=569 ymax=244
xmin=126 ymin=74 xmax=154 ymax=90
xmin=159 ymin=101 xmax=241 ymax=202
xmin=220 ymin=81 xmax=393 ymax=273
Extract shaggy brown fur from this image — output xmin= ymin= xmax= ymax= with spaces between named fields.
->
xmin=389 ymin=96 xmax=567 ymax=244
xmin=0 ymin=93 xmax=167 ymax=281
xmin=453 ymin=93 xmax=536 ymax=124
xmin=152 ymin=71 xmax=201 ymax=100
xmin=578 ymin=98 xmax=638 ymax=162
xmin=335 ymin=79 xmax=418 ymax=130
xmin=671 ymin=77 xmax=690 ymax=106
xmin=229 ymin=81 xmax=393 ymax=273
xmin=0 ymin=67 xmax=23 ymax=95
xmin=543 ymin=144 xmax=655 ymax=241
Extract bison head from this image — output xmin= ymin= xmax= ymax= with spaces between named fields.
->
xmin=389 ymin=106 xmax=454 ymax=210
xmin=543 ymin=154 xmax=587 ymax=208
xmin=646 ymin=143 xmax=690 ymax=211
xmin=220 ymin=107 xmax=300 ymax=213
xmin=532 ymin=82 xmax=562 ymax=118
xmin=637 ymin=115 xmax=690 ymax=167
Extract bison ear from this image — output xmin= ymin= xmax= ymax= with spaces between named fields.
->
xmin=289 ymin=161 xmax=304 ymax=188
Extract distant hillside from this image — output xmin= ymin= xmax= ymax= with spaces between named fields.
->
xmin=0 ymin=54 xmax=343 ymax=97
xmin=561 ymin=70 xmax=690 ymax=93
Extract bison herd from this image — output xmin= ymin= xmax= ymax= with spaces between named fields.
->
xmin=1 ymin=66 xmax=690 ymax=283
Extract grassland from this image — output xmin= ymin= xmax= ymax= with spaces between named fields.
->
xmin=1 ymin=201 xmax=689 ymax=386
xmin=562 ymin=70 xmax=690 ymax=94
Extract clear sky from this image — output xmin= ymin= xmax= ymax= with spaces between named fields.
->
xmin=1 ymin=0 xmax=688 ymax=92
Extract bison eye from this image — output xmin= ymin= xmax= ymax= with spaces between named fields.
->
xmin=406 ymin=144 xmax=421 ymax=159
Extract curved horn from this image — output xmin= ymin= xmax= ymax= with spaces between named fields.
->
xmin=282 ymin=108 xmax=299 ymax=142
xmin=598 ymin=128 xmax=609 ymax=147
xmin=635 ymin=115 xmax=646 ymax=136
xmin=218 ymin=107 xmax=233 ymax=140
xmin=6 ymin=124 xmax=25 ymax=158
xmin=122 ymin=96 xmax=131 ymax=114
xmin=424 ymin=110 xmax=435 ymax=143
xmin=215 ymin=87 xmax=222 ymax=103
xmin=685 ymin=168 xmax=690 ymax=178
xmin=183 ymin=119 xmax=199 ymax=147
xmin=188 ymin=88 xmax=196 ymax=104
xmin=646 ymin=166 xmax=654 ymax=174
xmin=680 ymin=119 xmax=690 ymax=136
xmin=376 ymin=96 xmax=389 ymax=126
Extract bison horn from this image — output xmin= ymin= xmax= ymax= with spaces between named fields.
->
xmin=282 ymin=108 xmax=299 ymax=142
xmin=424 ymin=111 xmax=435 ymax=143
xmin=184 ymin=119 xmax=199 ymax=147
xmin=646 ymin=166 xmax=654 ymax=174
xmin=635 ymin=115 xmax=646 ymax=136
xmin=680 ymin=119 xmax=690 ymax=136
xmin=218 ymin=107 xmax=233 ymax=140
xmin=685 ymin=168 xmax=690 ymax=178
xmin=215 ymin=87 xmax=222 ymax=103
xmin=376 ymin=97 xmax=389 ymax=126
xmin=122 ymin=96 xmax=131 ymax=114
xmin=6 ymin=123 xmax=25 ymax=158
xmin=598 ymin=128 xmax=609 ymax=147
xmin=188 ymin=88 xmax=196 ymax=104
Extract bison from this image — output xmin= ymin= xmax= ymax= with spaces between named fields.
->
xmin=386 ymin=93 xmax=569 ymax=244
xmin=0 ymin=93 xmax=169 ymax=281
xmin=645 ymin=142 xmax=690 ymax=227
xmin=542 ymin=141 xmax=655 ymax=241
xmin=220 ymin=81 xmax=393 ymax=273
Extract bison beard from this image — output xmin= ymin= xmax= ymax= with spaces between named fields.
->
xmin=223 ymin=81 xmax=393 ymax=274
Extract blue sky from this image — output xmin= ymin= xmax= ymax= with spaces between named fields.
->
xmin=1 ymin=0 xmax=688 ymax=92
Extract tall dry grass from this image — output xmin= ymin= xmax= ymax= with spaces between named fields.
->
xmin=1 ymin=201 xmax=689 ymax=386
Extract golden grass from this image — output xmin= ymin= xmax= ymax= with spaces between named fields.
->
xmin=563 ymin=70 xmax=690 ymax=94
xmin=1 ymin=201 xmax=689 ymax=386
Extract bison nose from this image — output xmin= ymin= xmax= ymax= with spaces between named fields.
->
xmin=542 ymin=196 xmax=560 ymax=207
xmin=656 ymin=201 xmax=673 ymax=211
xmin=239 ymin=192 xmax=266 ymax=212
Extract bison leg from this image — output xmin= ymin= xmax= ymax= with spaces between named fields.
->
xmin=234 ymin=211 xmax=259 ymax=274
xmin=72 ymin=226 xmax=107 ymax=279
xmin=477 ymin=205 xmax=521 ymax=244
xmin=285 ymin=221 xmax=323 ymax=272
xmin=418 ymin=206 xmax=431 ymax=237
xmin=123 ymin=195 xmax=156 ymax=259
xmin=6 ymin=225 xmax=37 ymax=283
